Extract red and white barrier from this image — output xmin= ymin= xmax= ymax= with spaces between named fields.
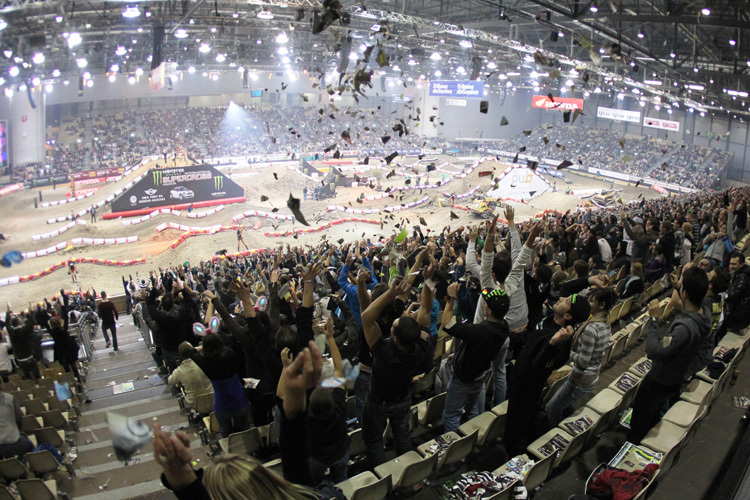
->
xmin=325 ymin=196 xmax=430 ymax=215
xmin=41 ymin=192 xmax=94 ymax=207
xmin=121 ymin=208 xmax=181 ymax=226
xmin=32 ymin=219 xmax=87 ymax=240
xmin=232 ymin=210 xmax=295 ymax=223
xmin=21 ymin=241 xmax=67 ymax=259
xmin=186 ymin=205 xmax=224 ymax=219
xmin=0 ymin=257 xmax=147 ymax=287
xmin=66 ymin=187 xmax=101 ymax=197
xmin=166 ymin=225 xmax=240 ymax=249
xmin=69 ymin=236 xmax=138 ymax=246
xmin=264 ymin=218 xmax=380 ymax=238
xmin=442 ymin=186 xmax=481 ymax=200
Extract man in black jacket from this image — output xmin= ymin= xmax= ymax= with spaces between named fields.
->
xmin=724 ymin=253 xmax=750 ymax=334
xmin=441 ymin=285 xmax=510 ymax=432
xmin=628 ymin=267 xmax=710 ymax=444
xmin=146 ymin=281 xmax=198 ymax=371
xmin=503 ymin=293 xmax=591 ymax=457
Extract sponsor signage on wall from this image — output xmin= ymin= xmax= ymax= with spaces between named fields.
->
xmin=597 ymin=107 xmax=641 ymax=123
xmin=532 ymin=95 xmax=584 ymax=110
xmin=445 ymin=98 xmax=467 ymax=106
xmin=392 ymin=94 xmax=413 ymax=103
xmin=643 ymin=116 xmax=680 ymax=131
xmin=111 ymin=165 xmax=245 ymax=213
xmin=429 ymin=81 xmax=484 ymax=98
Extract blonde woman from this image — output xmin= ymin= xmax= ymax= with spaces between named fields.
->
xmin=155 ymin=342 xmax=346 ymax=500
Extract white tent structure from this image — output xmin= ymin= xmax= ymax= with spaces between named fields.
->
xmin=486 ymin=166 xmax=554 ymax=201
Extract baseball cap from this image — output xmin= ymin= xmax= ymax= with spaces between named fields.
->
xmin=481 ymin=288 xmax=510 ymax=319
xmin=569 ymin=294 xmax=591 ymax=324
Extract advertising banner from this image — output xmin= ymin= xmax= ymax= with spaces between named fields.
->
xmin=652 ymin=184 xmax=667 ymax=194
xmin=445 ymin=98 xmax=467 ymax=106
xmin=29 ymin=175 xmax=69 ymax=188
xmin=597 ymin=107 xmax=641 ymax=123
xmin=392 ymin=94 xmax=413 ymax=103
xmin=643 ymin=116 xmax=680 ymax=131
xmin=111 ymin=165 xmax=245 ymax=213
xmin=429 ymin=81 xmax=484 ymax=98
xmin=532 ymin=95 xmax=584 ymax=111
xmin=69 ymin=166 xmax=125 ymax=181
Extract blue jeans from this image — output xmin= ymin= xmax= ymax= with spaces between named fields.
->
xmin=353 ymin=370 xmax=371 ymax=425
xmin=545 ymin=378 xmax=595 ymax=428
xmin=362 ymin=393 xmax=411 ymax=468
xmin=216 ymin=406 xmax=250 ymax=438
xmin=309 ymin=449 xmax=350 ymax=484
xmin=491 ymin=338 xmax=510 ymax=406
xmin=443 ymin=374 xmax=487 ymax=432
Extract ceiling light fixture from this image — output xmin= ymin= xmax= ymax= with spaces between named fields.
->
xmin=67 ymin=32 xmax=82 ymax=48
xmin=637 ymin=32 xmax=644 ymax=38
xmin=0 ymin=18 xmax=7 ymax=31
xmin=215 ymin=53 xmax=226 ymax=62
xmin=115 ymin=46 xmax=127 ymax=56
xmin=175 ymin=29 xmax=188 ymax=39
xmin=45 ymin=83 xmax=52 ymax=92
xmin=128 ymin=76 xmax=136 ymax=84
xmin=275 ymin=32 xmax=289 ymax=44
xmin=135 ymin=67 xmax=143 ymax=75
xmin=199 ymin=43 xmax=211 ymax=53
xmin=701 ymin=8 xmax=710 ymax=15
xmin=32 ymin=53 xmax=44 ymax=64
xmin=487 ymin=61 xmax=497 ymax=69
xmin=257 ymin=10 xmax=274 ymax=20
xmin=277 ymin=46 xmax=289 ymax=55
xmin=55 ymin=15 xmax=63 ymax=23
xmin=7 ymin=66 xmax=18 ymax=77
xmin=187 ymin=66 xmax=196 ymax=73
xmin=434 ymin=70 xmax=442 ymax=77
xmin=459 ymin=40 xmax=472 ymax=48
xmin=430 ymin=51 xmax=442 ymax=61
xmin=590 ymin=3 xmax=599 ymax=12
xmin=122 ymin=6 xmax=140 ymax=18
xmin=76 ymin=58 xmax=87 ymax=68
xmin=108 ymin=74 xmax=116 ymax=82
xmin=51 ymin=69 xmax=60 ymax=77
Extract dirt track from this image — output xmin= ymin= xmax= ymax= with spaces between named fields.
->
xmin=0 ymin=156 xmax=660 ymax=305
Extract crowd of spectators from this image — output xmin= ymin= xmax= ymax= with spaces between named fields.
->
xmin=3 ymin=183 xmax=750 ymax=497
xmin=486 ymin=125 xmax=729 ymax=190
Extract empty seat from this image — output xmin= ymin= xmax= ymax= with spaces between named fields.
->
xmin=348 ymin=428 xmax=367 ymax=458
xmin=662 ymin=401 xmax=704 ymax=428
xmin=416 ymin=392 xmax=446 ymax=427
xmin=25 ymin=450 xmax=67 ymax=478
xmin=15 ymin=478 xmax=58 ymax=500
xmin=0 ymin=485 xmax=14 ymax=500
xmin=374 ymin=451 xmax=438 ymax=491
xmin=16 ymin=379 xmax=35 ymax=391
xmin=608 ymin=372 xmax=643 ymax=411
xmin=585 ymin=388 xmax=623 ymax=429
xmin=21 ymin=399 xmax=47 ymax=417
xmin=491 ymin=400 xmax=508 ymax=416
xmin=458 ymin=410 xmax=506 ymax=448
xmin=640 ymin=420 xmax=689 ymax=472
xmin=336 ymin=471 xmax=391 ymax=500
xmin=188 ymin=393 xmax=214 ymax=425
xmin=411 ymin=367 xmax=437 ymax=398
xmin=485 ymin=480 xmax=517 ymax=500
xmin=219 ymin=427 xmax=262 ymax=455
xmin=200 ymin=412 xmax=221 ymax=447
xmin=36 ymin=378 xmax=55 ymax=391
xmin=0 ymin=457 xmax=29 ymax=482
xmin=609 ymin=333 xmax=629 ymax=361
xmin=679 ymin=379 xmax=714 ymax=406
xmin=21 ymin=414 xmax=42 ymax=434
xmin=416 ymin=430 xmax=478 ymax=471
xmin=527 ymin=428 xmax=578 ymax=469
xmin=523 ymin=450 xmax=556 ymax=491
xmin=41 ymin=410 xmax=75 ymax=431
xmin=33 ymin=427 xmax=68 ymax=453
xmin=559 ymin=406 xmax=603 ymax=448
xmin=259 ymin=422 xmax=277 ymax=448
xmin=262 ymin=457 xmax=283 ymax=477
xmin=345 ymin=396 xmax=356 ymax=420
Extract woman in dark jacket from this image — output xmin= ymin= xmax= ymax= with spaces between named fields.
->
xmin=188 ymin=333 xmax=250 ymax=438
xmin=619 ymin=262 xmax=646 ymax=299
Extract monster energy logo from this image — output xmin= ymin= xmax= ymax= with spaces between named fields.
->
xmin=214 ymin=176 xmax=223 ymax=190
xmin=152 ymin=170 xmax=163 ymax=186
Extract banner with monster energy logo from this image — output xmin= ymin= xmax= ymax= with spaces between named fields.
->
xmin=111 ymin=164 xmax=244 ymax=213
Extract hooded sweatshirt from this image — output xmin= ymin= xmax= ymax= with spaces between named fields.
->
xmin=645 ymin=306 xmax=711 ymax=386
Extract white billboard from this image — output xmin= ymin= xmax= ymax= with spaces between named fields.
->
xmin=487 ymin=166 xmax=552 ymax=201
xmin=643 ymin=116 xmax=680 ymax=132
xmin=597 ymin=106 xmax=641 ymax=123
xmin=445 ymin=98 xmax=467 ymax=107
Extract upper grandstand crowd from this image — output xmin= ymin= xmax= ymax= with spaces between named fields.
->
xmin=3 ymin=179 xmax=750 ymax=498
xmin=8 ymin=104 xmax=730 ymax=191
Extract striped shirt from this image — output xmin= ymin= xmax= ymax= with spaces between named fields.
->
xmin=570 ymin=320 xmax=611 ymax=387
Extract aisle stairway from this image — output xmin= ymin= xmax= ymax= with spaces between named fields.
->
xmin=81 ymin=118 xmax=93 ymax=171
xmin=58 ymin=316 xmax=202 ymax=500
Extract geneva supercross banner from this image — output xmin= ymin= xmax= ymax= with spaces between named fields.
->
xmin=111 ymin=165 xmax=245 ymax=213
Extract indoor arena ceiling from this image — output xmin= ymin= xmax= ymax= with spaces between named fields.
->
xmin=1 ymin=0 xmax=749 ymax=116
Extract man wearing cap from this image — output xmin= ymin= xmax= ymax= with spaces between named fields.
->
xmin=504 ymin=292 xmax=591 ymax=457
xmin=440 ymin=284 xmax=510 ymax=432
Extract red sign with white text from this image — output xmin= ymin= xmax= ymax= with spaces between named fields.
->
xmin=652 ymin=184 xmax=667 ymax=194
xmin=532 ymin=95 xmax=584 ymax=111
xmin=643 ymin=117 xmax=680 ymax=132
